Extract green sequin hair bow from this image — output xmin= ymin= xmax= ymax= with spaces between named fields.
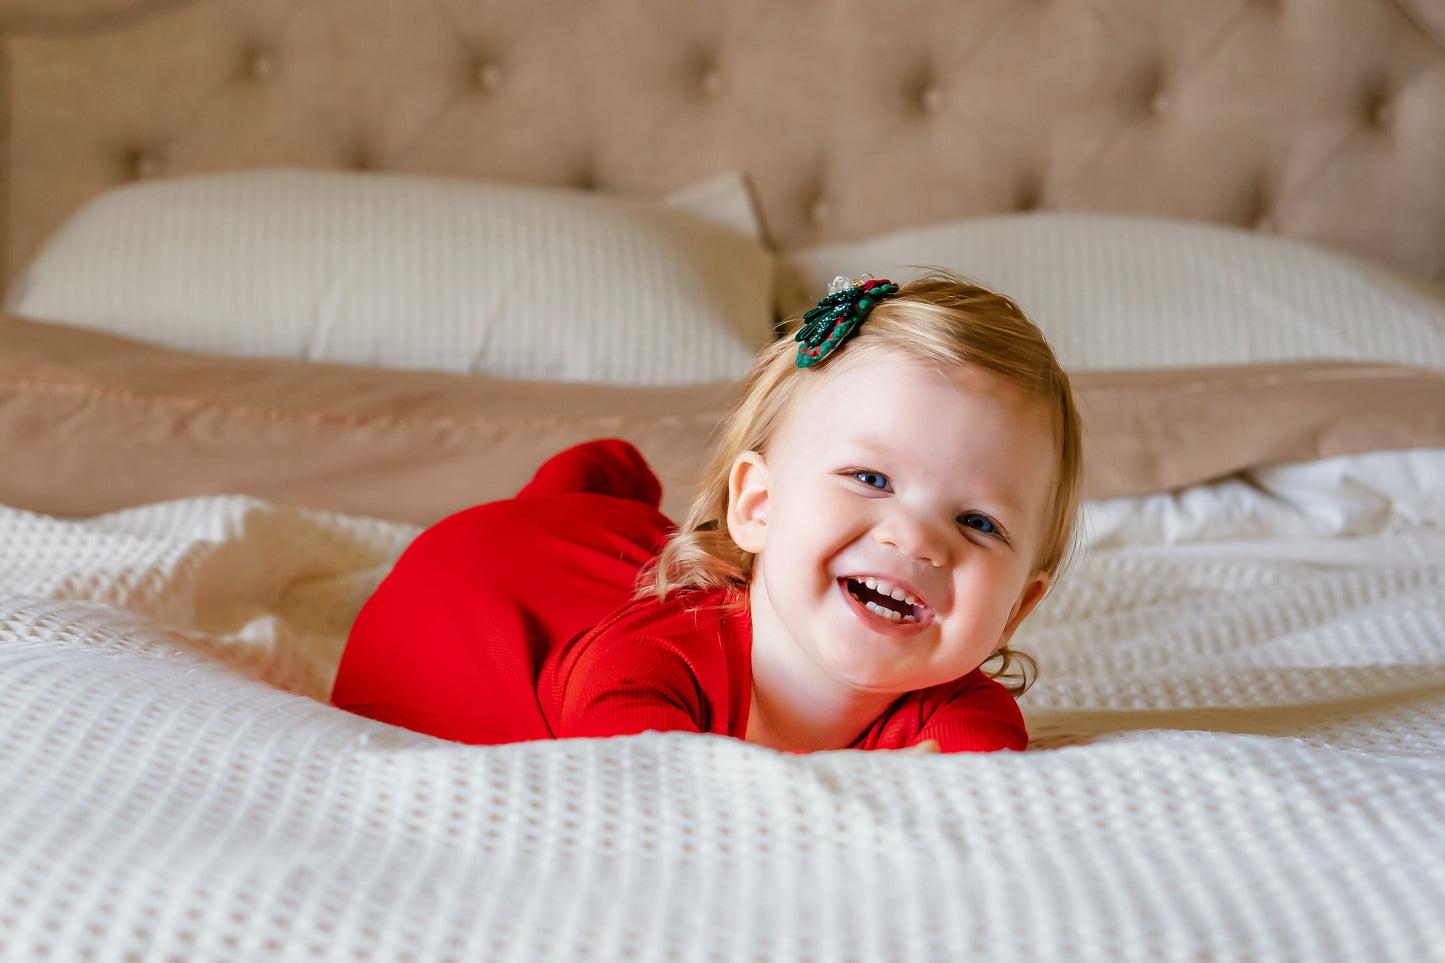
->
xmin=795 ymin=275 xmax=899 ymax=368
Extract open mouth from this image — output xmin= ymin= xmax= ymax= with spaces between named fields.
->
xmin=840 ymin=576 xmax=928 ymax=624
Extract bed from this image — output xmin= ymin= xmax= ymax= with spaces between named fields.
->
xmin=2 ymin=1 xmax=1444 ymax=960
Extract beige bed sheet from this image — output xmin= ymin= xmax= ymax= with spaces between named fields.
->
xmin=4 ymin=314 xmax=1443 ymax=525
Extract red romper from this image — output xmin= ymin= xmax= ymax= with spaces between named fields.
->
xmin=332 ymin=439 xmax=1027 ymax=752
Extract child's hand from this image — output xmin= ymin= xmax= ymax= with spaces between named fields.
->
xmin=899 ymin=739 xmax=940 ymax=755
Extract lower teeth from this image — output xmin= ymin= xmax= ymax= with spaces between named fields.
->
xmin=852 ymin=589 xmax=916 ymax=623
xmin=867 ymin=601 xmax=900 ymax=621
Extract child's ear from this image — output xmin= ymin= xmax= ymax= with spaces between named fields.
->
xmin=996 ymin=573 xmax=1051 ymax=650
xmin=726 ymin=450 xmax=771 ymax=554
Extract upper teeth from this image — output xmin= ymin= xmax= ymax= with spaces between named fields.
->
xmin=860 ymin=576 xmax=919 ymax=608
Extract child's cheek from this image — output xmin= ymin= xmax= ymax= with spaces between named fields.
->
xmin=801 ymin=490 xmax=854 ymax=551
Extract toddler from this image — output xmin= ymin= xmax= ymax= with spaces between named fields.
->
xmin=332 ymin=272 xmax=1082 ymax=753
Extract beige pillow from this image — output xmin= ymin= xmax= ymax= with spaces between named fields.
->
xmin=4 ymin=316 xmax=1444 ymax=525
xmin=10 ymin=169 xmax=774 ymax=385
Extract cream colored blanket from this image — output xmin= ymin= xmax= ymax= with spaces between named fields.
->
xmin=2 ymin=451 xmax=1443 ymax=962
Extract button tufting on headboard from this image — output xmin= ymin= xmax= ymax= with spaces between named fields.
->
xmin=472 ymin=59 xmax=501 ymax=93
xmin=127 ymin=149 xmax=163 ymax=180
xmin=1369 ymin=95 xmax=1393 ymax=129
xmin=3 ymin=0 xmax=1445 ymax=291
xmin=1015 ymin=176 xmax=1043 ymax=213
xmin=572 ymin=158 xmax=598 ymax=192
xmin=246 ymin=49 xmax=275 ymax=82
xmin=699 ymin=65 xmax=722 ymax=98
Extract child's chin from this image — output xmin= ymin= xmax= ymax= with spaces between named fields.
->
xmin=815 ymin=634 xmax=917 ymax=690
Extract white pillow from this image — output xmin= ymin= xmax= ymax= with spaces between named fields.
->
xmin=778 ymin=212 xmax=1445 ymax=370
xmin=11 ymin=169 xmax=774 ymax=385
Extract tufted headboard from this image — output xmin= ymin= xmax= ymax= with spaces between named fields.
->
xmin=3 ymin=0 xmax=1445 ymax=298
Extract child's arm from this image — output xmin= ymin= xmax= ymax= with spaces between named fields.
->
xmin=861 ymin=670 xmax=1026 ymax=753
xmin=914 ymin=674 xmax=1028 ymax=752
xmin=541 ymin=634 xmax=711 ymax=740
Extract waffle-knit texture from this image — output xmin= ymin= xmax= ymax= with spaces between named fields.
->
xmin=1 ymin=490 xmax=1443 ymax=962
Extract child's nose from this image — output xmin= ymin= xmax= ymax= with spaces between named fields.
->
xmin=874 ymin=510 xmax=949 ymax=568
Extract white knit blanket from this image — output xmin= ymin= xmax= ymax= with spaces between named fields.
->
xmin=2 ymin=452 xmax=1443 ymax=962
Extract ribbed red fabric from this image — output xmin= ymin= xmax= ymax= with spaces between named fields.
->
xmin=541 ymin=586 xmax=1026 ymax=752
xmin=332 ymin=438 xmax=674 ymax=744
xmin=333 ymin=439 xmax=1026 ymax=752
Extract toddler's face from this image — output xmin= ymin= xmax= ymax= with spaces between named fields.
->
xmin=729 ymin=354 xmax=1057 ymax=697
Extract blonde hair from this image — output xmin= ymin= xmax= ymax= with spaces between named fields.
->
xmin=641 ymin=271 xmax=1083 ymax=694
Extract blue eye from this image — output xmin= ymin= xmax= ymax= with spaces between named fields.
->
xmin=854 ymin=470 xmax=890 ymax=490
xmin=960 ymin=513 xmax=997 ymax=535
